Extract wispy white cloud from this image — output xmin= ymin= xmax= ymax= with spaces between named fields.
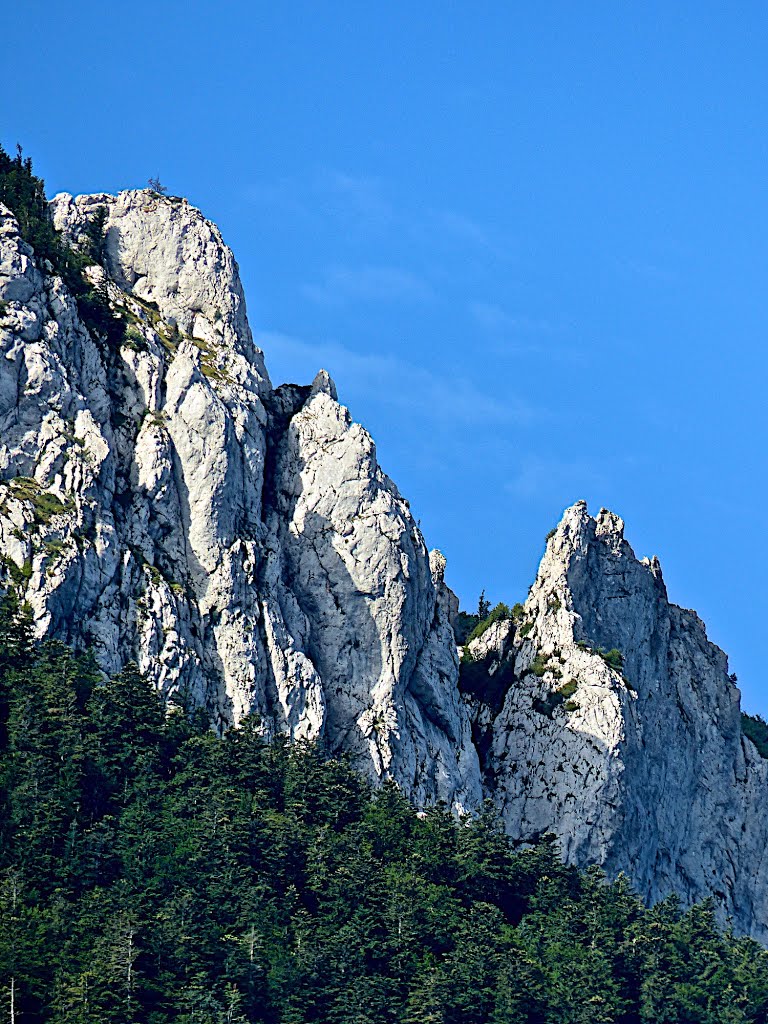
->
xmin=243 ymin=179 xmax=308 ymax=217
xmin=505 ymin=455 xmax=607 ymax=499
xmin=468 ymin=302 xmax=588 ymax=361
xmin=303 ymin=264 xmax=434 ymax=306
xmin=470 ymin=301 xmax=553 ymax=334
xmin=405 ymin=207 xmax=505 ymax=256
xmin=433 ymin=210 xmax=492 ymax=248
xmin=318 ymin=170 xmax=394 ymax=225
xmin=243 ymin=169 xmax=504 ymax=256
xmin=243 ymin=169 xmax=393 ymax=227
xmin=257 ymin=330 xmax=538 ymax=427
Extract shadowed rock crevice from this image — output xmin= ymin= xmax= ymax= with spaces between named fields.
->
xmin=260 ymin=376 xmax=480 ymax=807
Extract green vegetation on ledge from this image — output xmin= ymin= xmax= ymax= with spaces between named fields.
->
xmin=529 ymin=653 xmax=549 ymax=678
xmin=465 ymin=601 xmax=513 ymax=645
xmin=576 ymin=641 xmax=625 ymax=673
xmin=455 ymin=591 xmax=527 ymax=648
xmin=742 ymin=712 xmax=768 ymax=760
xmin=8 ymin=476 xmax=72 ymax=525
xmin=0 ymin=144 xmax=125 ymax=348
xmin=599 ymin=647 xmax=625 ymax=672
xmin=533 ymin=679 xmax=580 ymax=719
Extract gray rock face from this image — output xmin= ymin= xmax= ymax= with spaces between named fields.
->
xmin=2 ymin=188 xmax=767 ymax=937
xmin=462 ymin=501 xmax=768 ymax=940
xmin=0 ymin=190 xmax=479 ymax=810
xmin=263 ymin=378 xmax=479 ymax=809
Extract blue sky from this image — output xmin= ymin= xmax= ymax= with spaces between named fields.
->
xmin=2 ymin=3 xmax=767 ymax=711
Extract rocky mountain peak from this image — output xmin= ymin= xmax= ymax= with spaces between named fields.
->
xmin=527 ymin=502 xmax=670 ymax=680
xmin=457 ymin=499 xmax=768 ymax=938
xmin=309 ymin=368 xmax=337 ymax=401
xmin=51 ymin=190 xmax=267 ymax=378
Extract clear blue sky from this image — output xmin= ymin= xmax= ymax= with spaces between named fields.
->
xmin=2 ymin=3 xmax=767 ymax=711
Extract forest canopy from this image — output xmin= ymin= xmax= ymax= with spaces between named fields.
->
xmin=0 ymin=590 xmax=767 ymax=1024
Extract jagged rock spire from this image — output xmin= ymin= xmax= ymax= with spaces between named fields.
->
xmin=462 ymin=501 xmax=767 ymax=939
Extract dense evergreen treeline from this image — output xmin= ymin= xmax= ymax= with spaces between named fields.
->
xmin=1 ymin=593 xmax=768 ymax=1024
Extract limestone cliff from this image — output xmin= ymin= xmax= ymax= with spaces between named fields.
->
xmin=461 ymin=502 xmax=768 ymax=939
xmin=0 ymin=189 xmax=479 ymax=812
xmin=1 ymin=187 xmax=765 ymax=938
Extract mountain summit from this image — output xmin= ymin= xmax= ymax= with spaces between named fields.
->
xmin=1 ymin=186 xmax=765 ymax=937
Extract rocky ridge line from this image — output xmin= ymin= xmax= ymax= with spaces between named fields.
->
xmin=1 ymin=187 xmax=766 ymax=938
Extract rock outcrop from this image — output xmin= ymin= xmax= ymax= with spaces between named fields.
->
xmin=1 ymin=186 xmax=766 ymax=937
xmin=461 ymin=502 xmax=768 ymax=939
xmin=0 ymin=190 xmax=479 ymax=811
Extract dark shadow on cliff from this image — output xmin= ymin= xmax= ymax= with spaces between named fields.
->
xmin=260 ymin=384 xmax=384 ymax=771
